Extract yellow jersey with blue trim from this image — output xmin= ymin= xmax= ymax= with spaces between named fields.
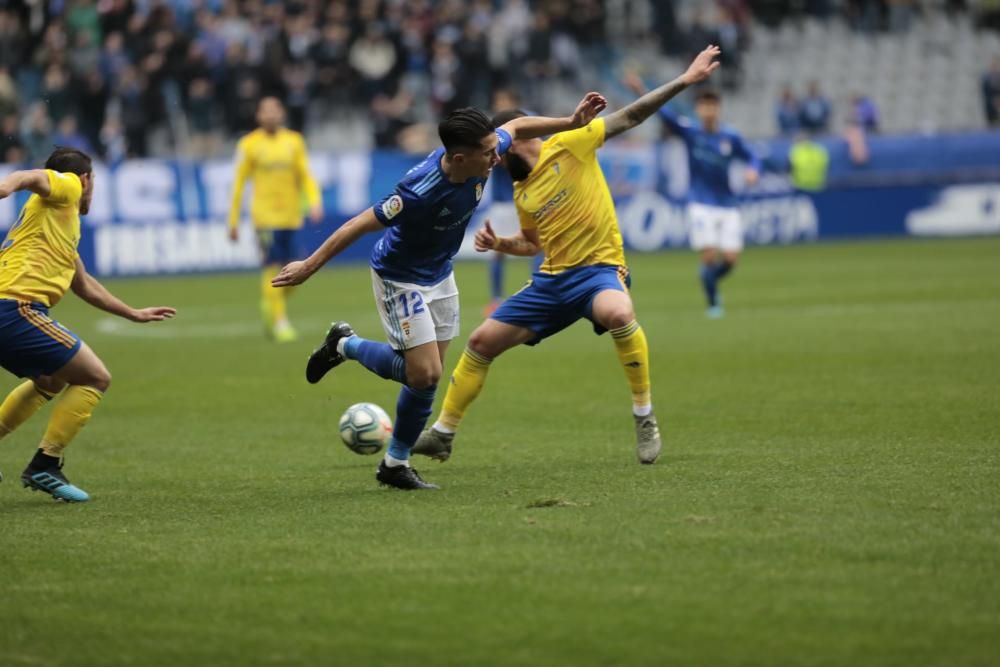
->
xmin=228 ymin=127 xmax=321 ymax=230
xmin=0 ymin=170 xmax=82 ymax=308
xmin=513 ymin=118 xmax=626 ymax=274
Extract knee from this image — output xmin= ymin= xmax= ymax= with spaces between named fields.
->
xmin=33 ymin=376 xmax=67 ymax=396
xmin=467 ymin=327 xmax=501 ymax=359
xmin=604 ymin=308 xmax=636 ymax=331
xmin=88 ymin=367 xmax=112 ymax=393
xmin=406 ymin=366 xmax=440 ymax=390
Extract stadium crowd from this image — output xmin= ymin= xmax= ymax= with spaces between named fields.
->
xmin=0 ymin=0 xmax=997 ymax=163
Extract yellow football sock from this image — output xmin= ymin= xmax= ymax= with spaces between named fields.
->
xmin=260 ymin=265 xmax=288 ymax=325
xmin=438 ymin=348 xmax=493 ymax=431
xmin=39 ymin=385 xmax=103 ymax=457
xmin=610 ymin=320 xmax=652 ymax=411
xmin=0 ymin=381 xmax=56 ymax=438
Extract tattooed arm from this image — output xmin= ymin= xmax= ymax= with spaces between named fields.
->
xmin=605 ymin=45 xmax=722 ymax=140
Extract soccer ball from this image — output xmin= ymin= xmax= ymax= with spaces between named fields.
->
xmin=339 ymin=402 xmax=393 ymax=455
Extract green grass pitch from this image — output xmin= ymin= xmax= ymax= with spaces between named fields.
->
xmin=2 ymin=238 xmax=998 ymax=666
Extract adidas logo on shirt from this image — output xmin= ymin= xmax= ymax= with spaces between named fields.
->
xmin=438 ymin=207 xmax=451 ymax=217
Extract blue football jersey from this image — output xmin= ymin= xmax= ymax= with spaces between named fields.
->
xmin=371 ymin=129 xmax=513 ymax=285
xmin=658 ymin=107 xmax=761 ymax=208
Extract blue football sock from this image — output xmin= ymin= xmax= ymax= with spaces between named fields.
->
xmin=386 ymin=384 xmax=437 ymax=461
xmin=489 ymin=255 xmax=504 ymax=301
xmin=343 ymin=335 xmax=407 ymax=384
xmin=714 ymin=261 xmax=734 ymax=281
xmin=699 ymin=263 xmax=719 ymax=307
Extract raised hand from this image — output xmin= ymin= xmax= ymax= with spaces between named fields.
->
xmin=271 ymin=260 xmax=315 ymax=287
xmin=622 ymin=70 xmax=647 ymax=96
xmin=130 ymin=306 xmax=177 ymax=323
xmin=474 ymin=219 xmax=498 ymax=252
xmin=682 ymin=45 xmax=722 ymax=85
xmin=571 ymin=92 xmax=608 ymax=128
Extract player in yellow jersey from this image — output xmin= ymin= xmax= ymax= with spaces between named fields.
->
xmin=0 ymin=148 xmax=176 ymax=502
xmin=413 ymin=46 xmax=722 ymax=465
xmin=228 ymin=97 xmax=322 ymax=342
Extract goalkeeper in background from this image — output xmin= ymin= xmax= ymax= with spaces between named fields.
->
xmin=228 ymin=97 xmax=322 ymax=342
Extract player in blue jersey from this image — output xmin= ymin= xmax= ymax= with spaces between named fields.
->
xmin=271 ymin=94 xmax=607 ymax=490
xmin=625 ymin=78 xmax=761 ymax=318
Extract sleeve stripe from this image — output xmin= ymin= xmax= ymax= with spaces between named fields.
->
xmin=412 ymin=172 xmax=441 ymax=195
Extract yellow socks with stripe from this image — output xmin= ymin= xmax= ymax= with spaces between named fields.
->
xmin=0 ymin=381 xmax=56 ymax=439
xmin=39 ymin=385 xmax=103 ymax=457
xmin=434 ymin=348 xmax=493 ymax=433
xmin=610 ymin=320 xmax=652 ymax=416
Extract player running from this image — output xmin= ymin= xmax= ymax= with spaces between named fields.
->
xmin=271 ymin=94 xmax=607 ymax=490
xmin=0 ymin=148 xmax=176 ymax=502
xmin=411 ymin=46 xmax=723 ymax=466
xmin=228 ymin=96 xmax=322 ymax=342
xmin=624 ymin=76 xmax=761 ymax=318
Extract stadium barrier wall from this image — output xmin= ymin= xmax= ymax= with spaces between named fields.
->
xmin=1 ymin=132 xmax=998 ymax=277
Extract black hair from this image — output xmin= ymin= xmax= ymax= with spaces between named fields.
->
xmin=491 ymin=109 xmax=527 ymax=129
xmin=44 ymin=147 xmax=92 ymax=176
xmin=438 ymin=107 xmax=494 ymax=154
xmin=696 ymin=88 xmax=721 ymax=103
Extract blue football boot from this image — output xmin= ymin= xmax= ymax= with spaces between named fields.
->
xmin=21 ymin=459 xmax=90 ymax=503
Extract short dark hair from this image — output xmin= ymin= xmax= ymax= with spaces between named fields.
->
xmin=491 ymin=109 xmax=527 ymax=129
xmin=44 ymin=147 xmax=92 ymax=176
xmin=696 ymin=88 xmax=721 ymax=103
xmin=438 ymin=108 xmax=494 ymax=154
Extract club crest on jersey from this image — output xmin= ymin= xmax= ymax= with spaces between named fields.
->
xmin=719 ymin=139 xmax=732 ymax=156
xmin=382 ymin=195 xmax=404 ymax=220
xmin=475 ymin=183 xmax=483 ymax=201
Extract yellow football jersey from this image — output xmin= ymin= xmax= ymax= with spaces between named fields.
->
xmin=0 ymin=170 xmax=82 ymax=307
xmin=514 ymin=118 xmax=626 ymax=274
xmin=228 ymin=128 xmax=321 ymax=230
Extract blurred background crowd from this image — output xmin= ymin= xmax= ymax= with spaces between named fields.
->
xmin=1 ymin=0 xmax=999 ymax=165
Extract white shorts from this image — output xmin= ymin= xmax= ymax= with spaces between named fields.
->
xmin=488 ymin=202 xmax=520 ymax=237
xmin=688 ymin=203 xmax=744 ymax=252
xmin=371 ymin=269 xmax=460 ymax=350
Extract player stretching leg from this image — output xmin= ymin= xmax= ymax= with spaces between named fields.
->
xmin=228 ymin=97 xmax=322 ymax=342
xmin=624 ymin=78 xmax=760 ymax=318
xmin=272 ymin=95 xmax=607 ymax=490
xmin=0 ymin=149 xmax=175 ymax=502
xmin=413 ymin=46 xmax=723 ymax=466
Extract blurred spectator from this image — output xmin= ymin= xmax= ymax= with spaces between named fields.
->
xmin=67 ymin=0 xmax=102 ymax=47
xmin=77 ymin=70 xmax=109 ymax=152
xmin=0 ymin=114 xmax=26 ymax=164
xmin=22 ymin=103 xmax=54 ymax=164
xmin=53 ymin=116 xmax=94 ymax=154
xmin=850 ymin=94 xmax=880 ymax=133
xmin=0 ymin=10 xmax=28 ymax=70
xmin=776 ymin=87 xmax=800 ymax=136
xmin=101 ymin=32 xmax=131 ymax=81
xmin=69 ymin=29 xmax=101 ymax=79
xmin=187 ymin=78 xmax=219 ymax=158
xmin=428 ymin=38 xmax=463 ymax=113
xmin=349 ymin=23 xmax=398 ymax=103
xmin=983 ymin=57 xmax=1000 ymax=126
xmin=0 ymin=67 xmax=19 ymax=118
xmin=40 ymin=65 xmax=75 ymax=124
xmin=799 ymin=81 xmax=832 ymax=134
xmin=371 ymin=87 xmax=418 ymax=149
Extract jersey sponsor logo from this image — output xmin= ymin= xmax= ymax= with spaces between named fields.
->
xmin=552 ymin=163 xmax=561 ymax=175
xmin=475 ymin=183 xmax=483 ymax=201
xmin=382 ymin=195 xmax=404 ymax=220
xmin=531 ymin=189 xmax=570 ymax=221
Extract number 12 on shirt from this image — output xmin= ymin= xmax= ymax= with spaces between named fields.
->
xmin=398 ymin=292 xmax=425 ymax=318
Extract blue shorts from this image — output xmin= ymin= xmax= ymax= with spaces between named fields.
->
xmin=257 ymin=229 xmax=300 ymax=265
xmin=491 ymin=264 xmax=631 ymax=346
xmin=0 ymin=299 xmax=82 ymax=378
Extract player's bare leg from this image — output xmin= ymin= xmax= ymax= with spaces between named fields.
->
xmin=591 ymin=289 xmax=662 ymax=464
xmin=20 ymin=344 xmax=111 ymax=502
xmin=413 ymin=320 xmax=534 ymax=462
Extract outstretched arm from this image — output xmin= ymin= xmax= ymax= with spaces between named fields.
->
xmin=607 ymin=45 xmax=721 ymax=140
xmin=0 ymin=170 xmax=51 ymax=199
xmin=272 ymin=207 xmax=384 ymax=287
xmin=71 ymin=257 xmax=176 ymax=323
xmin=499 ymin=92 xmax=608 ymax=141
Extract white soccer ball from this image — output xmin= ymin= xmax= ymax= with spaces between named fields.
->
xmin=339 ymin=402 xmax=393 ymax=455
